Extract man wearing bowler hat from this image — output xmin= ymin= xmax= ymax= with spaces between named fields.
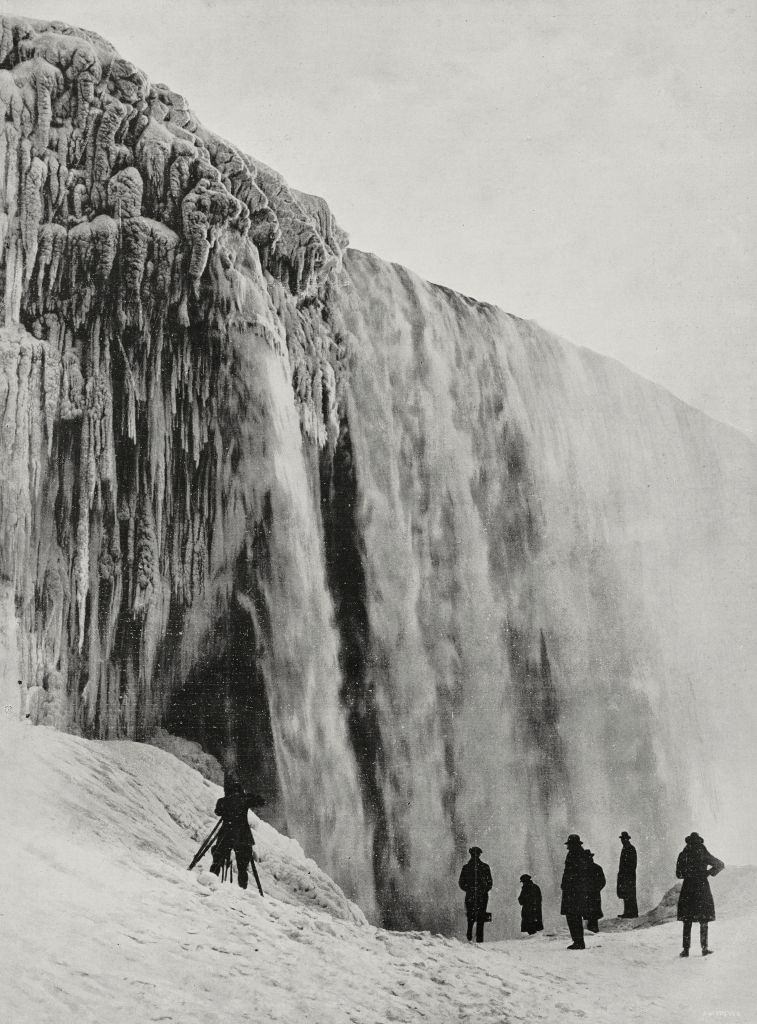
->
xmin=459 ymin=846 xmax=493 ymax=942
xmin=617 ymin=830 xmax=638 ymax=918
xmin=561 ymin=834 xmax=589 ymax=949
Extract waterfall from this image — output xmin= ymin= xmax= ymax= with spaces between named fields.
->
xmin=0 ymin=13 xmax=754 ymax=936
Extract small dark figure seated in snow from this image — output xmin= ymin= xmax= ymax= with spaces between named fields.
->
xmin=583 ymin=849 xmax=606 ymax=933
xmin=617 ymin=830 xmax=638 ymax=918
xmin=210 ymin=775 xmax=265 ymax=890
xmin=676 ymin=832 xmax=724 ymax=957
xmin=518 ymin=874 xmax=543 ymax=936
xmin=459 ymin=846 xmax=493 ymax=943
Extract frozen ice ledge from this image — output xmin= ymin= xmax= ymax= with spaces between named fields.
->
xmin=0 ymin=13 xmax=755 ymax=935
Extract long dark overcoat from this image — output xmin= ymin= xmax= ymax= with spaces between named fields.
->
xmin=518 ymin=881 xmax=543 ymax=933
xmin=676 ymin=845 xmax=724 ymax=923
xmin=560 ymin=848 xmax=589 ymax=916
xmin=584 ymin=860 xmax=606 ymax=921
xmin=459 ymin=858 xmax=493 ymax=921
xmin=213 ymin=792 xmax=262 ymax=858
xmin=617 ymin=843 xmax=637 ymax=900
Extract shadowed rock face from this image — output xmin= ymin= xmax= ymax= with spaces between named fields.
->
xmin=1 ymin=14 xmax=755 ymax=935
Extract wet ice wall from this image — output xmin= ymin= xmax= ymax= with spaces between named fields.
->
xmin=331 ymin=251 xmax=757 ymax=932
xmin=0 ymin=13 xmax=375 ymax=911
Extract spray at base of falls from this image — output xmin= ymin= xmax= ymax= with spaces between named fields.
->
xmin=0 ymin=13 xmax=754 ymax=934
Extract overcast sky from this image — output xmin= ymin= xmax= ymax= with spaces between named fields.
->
xmin=17 ymin=0 xmax=757 ymax=437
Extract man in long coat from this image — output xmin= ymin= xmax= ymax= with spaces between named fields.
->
xmin=561 ymin=834 xmax=589 ymax=949
xmin=583 ymin=849 xmax=606 ymax=932
xmin=518 ymin=874 xmax=543 ymax=935
xmin=617 ymin=831 xmax=638 ymax=918
xmin=210 ymin=774 xmax=265 ymax=890
xmin=459 ymin=846 xmax=493 ymax=942
xmin=676 ymin=832 xmax=724 ymax=957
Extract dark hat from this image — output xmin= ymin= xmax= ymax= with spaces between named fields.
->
xmin=585 ymin=849 xmax=594 ymax=857
xmin=224 ymin=772 xmax=242 ymax=796
xmin=469 ymin=846 xmax=482 ymax=856
xmin=686 ymin=832 xmax=704 ymax=845
xmin=520 ymin=874 xmax=532 ymax=883
xmin=565 ymin=834 xmax=582 ymax=846
xmin=619 ymin=831 xmax=631 ymax=839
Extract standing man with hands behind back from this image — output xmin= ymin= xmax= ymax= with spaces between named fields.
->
xmin=617 ymin=830 xmax=638 ymax=918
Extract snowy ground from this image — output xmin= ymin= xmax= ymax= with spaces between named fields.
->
xmin=1 ymin=722 xmax=754 ymax=1024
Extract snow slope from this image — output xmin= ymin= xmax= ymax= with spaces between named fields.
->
xmin=1 ymin=722 xmax=754 ymax=1024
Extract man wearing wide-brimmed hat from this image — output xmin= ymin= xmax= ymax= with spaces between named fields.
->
xmin=561 ymin=834 xmax=589 ymax=949
xmin=675 ymin=832 xmax=724 ymax=957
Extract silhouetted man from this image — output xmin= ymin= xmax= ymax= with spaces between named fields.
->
xmin=676 ymin=832 xmax=724 ymax=957
xmin=459 ymin=846 xmax=493 ymax=942
xmin=617 ymin=831 xmax=638 ymax=918
xmin=561 ymin=834 xmax=589 ymax=949
xmin=583 ymin=849 xmax=606 ymax=933
xmin=210 ymin=774 xmax=265 ymax=890
xmin=518 ymin=874 xmax=543 ymax=936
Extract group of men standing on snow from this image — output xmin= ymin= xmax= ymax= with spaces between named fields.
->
xmin=560 ymin=832 xmax=634 ymax=949
xmin=459 ymin=832 xmax=636 ymax=948
xmin=206 ymin=775 xmax=724 ymax=960
xmin=561 ymin=830 xmax=724 ymax=955
xmin=459 ymin=829 xmax=724 ymax=956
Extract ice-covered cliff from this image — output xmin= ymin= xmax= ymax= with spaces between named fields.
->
xmin=0 ymin=14 xmax=754 ymax=935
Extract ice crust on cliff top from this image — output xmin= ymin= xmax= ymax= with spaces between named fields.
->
xmin=0 ymin=8 xmax=349 ymax=734
xmin=0 ymin=12 xmax=755 ymax=938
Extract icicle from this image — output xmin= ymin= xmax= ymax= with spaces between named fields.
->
xmin=27 ymin=342 xmax=44 ymax=495
xmin=93 ymin=96 xmax=127 ymax=186
xmin=127 ymin=379 xmax=136 ymax=442
xmin=21 ymin=156 xmax=47 ymax=283
xmin=42 ymin=341 xmax=60 ymax=453
xmin=0 ymin=70 xmax=23 ymax=130
xmin=18 ymin=31 xmax=102 ymax=130
xmin=11 ymin=57 xmax=64 ymax=156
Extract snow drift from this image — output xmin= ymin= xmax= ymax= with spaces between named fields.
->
xmin=1 ymin=719 xmax=755 ymax=1024
xmin=0 ymin=13 xmax=755 ymax=934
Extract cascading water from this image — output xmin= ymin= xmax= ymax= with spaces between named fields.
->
xmin=325 ymin=251 xmax=756 ymax=930
xmin=0 ymin=14 xmax=754 ymax=936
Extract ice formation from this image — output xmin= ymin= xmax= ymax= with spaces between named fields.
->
xmin=0 ymin=14 xmax=755 ymax=934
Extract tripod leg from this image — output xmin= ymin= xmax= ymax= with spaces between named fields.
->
xmin=250 ymin=858 xmax=264 ymax=896
xmin=188 ymin=819 xmax=224 ymax=870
